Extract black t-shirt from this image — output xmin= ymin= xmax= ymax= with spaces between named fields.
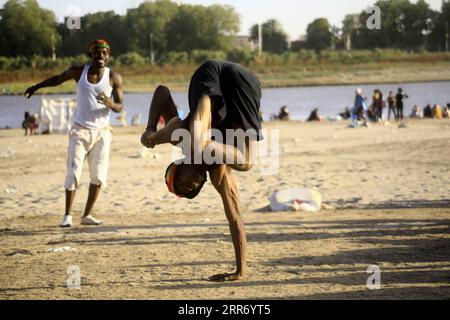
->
xmin=396 ymin=93 xmax=405 ymax=107
xmin=183 ymin=60 xmax=263 ymax=141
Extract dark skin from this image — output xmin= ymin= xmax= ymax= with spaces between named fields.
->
xmin=141 ymin=85 xmax=255 ymax=281
xmin=24 ymin=46 xmax=124 ymax=219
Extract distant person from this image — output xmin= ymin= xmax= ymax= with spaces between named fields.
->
xmin=116 ymin=110 xmax=127 ymax=127
xmin=410 ymin=105 xmax=423 ymax=118
xmin=445 ymin=103 xmax=450 ymax=118
xmin=24 ymin=39 xmax=124 ymax=228
xmin=339 ymin=107 xmax=351 ymax=120
xmin=352 ymin=88 xmax=369 ymax=127
xmin=423 ymin=104 xmax=433 ymax=118
xmin=372 ymin=89 xmax=384 ymax=121
xmin=367 ymin=104 xmax=377 ymax=122
xmin=442 ymin=105 xmax=450 ymax=118
xmin=278 ymin=106 xmax=290 ymax=121
xmin=22 ymin=112 xmax=38 ymax=136
xmin=387 ymin=91 xmax=396 ymax=121
xmin=395 ymin=88 xmax=408 ymax=121
xmin=433 ymin=104 xmax=443 ymax=119
xmin=131 ymin=113 xmax=142 ymax=126
xmin=306 ymin=108 xmax=322 ymax=122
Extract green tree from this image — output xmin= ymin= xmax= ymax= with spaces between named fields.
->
xmin=353 ymin=0 xmax=432 ymax=50
xmin=250 ymin=19 xmax=289 ymax=54
xmin=356 ymin=0 xmax=409 ymax=49
xmin=125 ymin=0 xmax=178 ymax=57
xmin=330 ymin=25 xmax=343 ymax=50
xmin=207 ymin=4 xmax=240 ymax=51
xmin=165 ymin=4 xmax=218 ymax=52
xmin=428 ymin=0 xmax=450 ymax=51
xmin=399 ymin=0 xmax=432 ymax=50
xmin=58 ymin=11 xmax=128 ymax=57
xmin=306 ymin=18 xmax=332 ymax=52
xmin=164 ymin=3 xmax=240 ymax=53
xmin=0 ymin=0 xmax=60 ymax=57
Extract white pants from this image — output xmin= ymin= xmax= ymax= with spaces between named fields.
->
xmin=64 ymin=124 xmax=112 ymax=191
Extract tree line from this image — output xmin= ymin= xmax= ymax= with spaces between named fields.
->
xmin=0 ymin=0 xmax=449 ymax=63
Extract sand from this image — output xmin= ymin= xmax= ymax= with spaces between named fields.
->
xmin=0 ymin=119 xmax=449 ymax=300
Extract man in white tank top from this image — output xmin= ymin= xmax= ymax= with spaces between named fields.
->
xmin=24 ymin=39 xmax=124 ymax=228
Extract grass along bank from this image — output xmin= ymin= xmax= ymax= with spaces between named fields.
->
xmin=1 ymin=50 xmax=450 ymax=94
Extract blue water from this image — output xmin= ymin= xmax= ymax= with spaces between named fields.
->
xmin=1 ymin=81 xmax=449 ymax=128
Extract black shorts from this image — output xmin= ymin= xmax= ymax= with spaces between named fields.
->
xmin=187 ymin=60 xmax=263 ymax=141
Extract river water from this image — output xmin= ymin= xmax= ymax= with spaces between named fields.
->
xmin=1 ymin=81 xmax=449 ymax=128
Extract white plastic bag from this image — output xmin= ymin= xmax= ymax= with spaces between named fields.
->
xmin=268 ymin=188 xmax=322 ymax=212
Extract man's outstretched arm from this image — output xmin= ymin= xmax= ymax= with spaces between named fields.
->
xmin=24 ymin=66 xmax=81 ymax=98
xmin=209 ymin=165 xmax=247 ymax=282
xmin=141 ymin=116 xmax=184 ymax=148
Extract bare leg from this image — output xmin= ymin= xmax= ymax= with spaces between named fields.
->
xmin=145 ymin=85 xmax=179 ymax=132
xmin=65 ymin=189 xmax=76 ymax=216
xmin=82 ymin=184 xmax=101 ymax=218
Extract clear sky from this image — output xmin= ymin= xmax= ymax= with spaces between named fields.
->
xmin=0 ymin=0 xmax=444 ymax=40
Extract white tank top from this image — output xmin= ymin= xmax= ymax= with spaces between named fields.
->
xmin=74 ymin=65 xmax=113 ymax=129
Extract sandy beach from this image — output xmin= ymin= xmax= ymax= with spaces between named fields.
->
xmin=0 ymin=119 xmax=449 ymax=300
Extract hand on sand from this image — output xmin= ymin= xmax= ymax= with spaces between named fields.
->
xmin=209 ymin=272 xmax=244 ymax=282
xmin=140 ymin=129 xmax=156 ymax=149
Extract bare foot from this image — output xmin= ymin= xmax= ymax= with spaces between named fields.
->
xmin=140 ymin=129 xmax=156 ymax=148
xmin=209 ymin=272 xmax=245 ymax=282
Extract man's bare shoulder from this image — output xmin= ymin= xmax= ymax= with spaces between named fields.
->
xmin=65 ymin=65 xmax=84 ymax=77
xmin=109 ymin=70 xmax=123 ymax=86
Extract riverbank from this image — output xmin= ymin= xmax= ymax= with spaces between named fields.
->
xmin=2 ymin=60 xmax=450 ymax=95
xmin=0 ymin=120 xmax=449 ymax=299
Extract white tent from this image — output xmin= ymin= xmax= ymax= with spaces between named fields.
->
xmin=39 ymin=97 xmax=76 ymax=134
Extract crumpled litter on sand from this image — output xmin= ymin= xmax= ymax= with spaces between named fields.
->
xmin=138 ymin=148 xmax=161 ymax=159
xmin=268 ymin=188 xmax=322 ymax=212
xmin=47 ymin=246 xmax=78 ymax=253
xmin=5 ymin=185 xmax=17 ymax=194
xmin=0 ymin=147 xmax=15 ymax=158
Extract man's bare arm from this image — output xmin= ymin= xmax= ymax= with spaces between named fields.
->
xmin=190 ymin=95 xmax=212 ymax=157
xmin=209 ymin=165 xmax=247 ymax=282
xmin=141 ymin=117 xmax=184 ymax=148
xmin=191 ymin=95 xmax=254 ymax=171
xmin=24 ymin=66 xmax=81 ymax=98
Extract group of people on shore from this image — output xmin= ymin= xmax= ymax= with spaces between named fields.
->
xmin=352 ymin=87 xmax=450 ymax=126
xmin=268 ymin=85 xmax=449 ymax=125
xmin=270 ymin=106 xmax=324 ymax=122
xmin=352 ymin=87 xmax=408 ymax=126
xmin=410 ymin=103 xmax=450 ymax=119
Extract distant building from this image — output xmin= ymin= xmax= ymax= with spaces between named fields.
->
xmin=232 ymin=36 xmax=255 ymax=51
